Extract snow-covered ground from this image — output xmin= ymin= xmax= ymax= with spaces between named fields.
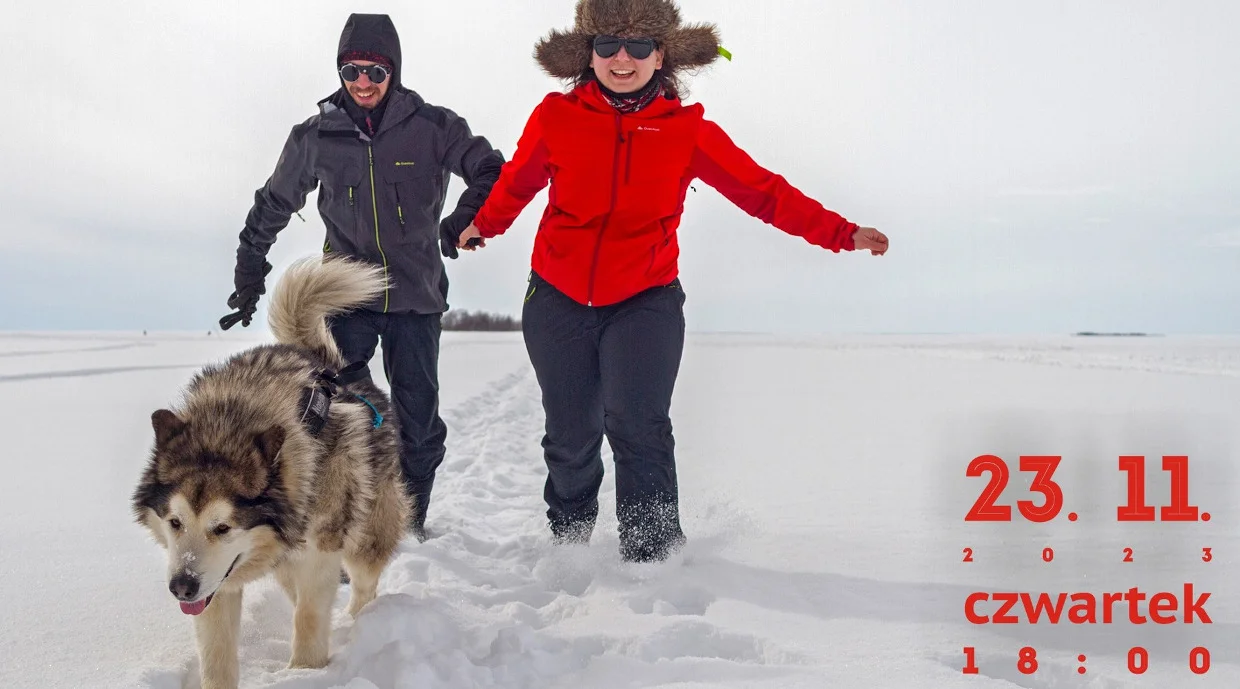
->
xmin=2 ymin=330 xmax=1238 ymax=688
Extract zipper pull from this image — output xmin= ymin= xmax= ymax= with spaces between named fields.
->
xmin=397 ymin=205 xmax=405 ymax=225
xmin=349 ymin=187 xmax=355 ymax=206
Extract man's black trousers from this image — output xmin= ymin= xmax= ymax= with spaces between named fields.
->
xmin=329 ymin=309 xmax=446 ymax=512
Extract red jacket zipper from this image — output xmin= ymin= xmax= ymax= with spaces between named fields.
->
xmin=587 ymin=114 xmax=625 ymax=306
xmin=624 ymin=132 xmax=635 ymax=185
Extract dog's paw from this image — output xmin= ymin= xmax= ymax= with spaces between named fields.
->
xmin=199 ymin=664 xmax=240 ymax=689
xmin=287 ymin=651 xmax=330 ymax=670
xmin=346 ymin=591 xmax=376 ymax=618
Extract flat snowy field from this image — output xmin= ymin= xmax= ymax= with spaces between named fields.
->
xmin=2 ymin=331 xmax=1238 ymax=688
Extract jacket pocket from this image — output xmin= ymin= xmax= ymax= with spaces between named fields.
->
xmin=383 ymin=164 xmax=438 ymax=247
xmin=624 ymin=124 xmax=695 ymax=217
xmin=327 ymin=164 xmax=365 ymax=249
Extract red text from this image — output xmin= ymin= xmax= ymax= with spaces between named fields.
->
xmin=966 ymin=584 xmax=1211 ymax=625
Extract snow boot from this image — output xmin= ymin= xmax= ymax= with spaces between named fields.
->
xmin=548 ymin=501 xmax=598 ymax=545
xmin=409 ymin=491 xmax=430 ymax=543
xmin=618 ymin=498 xmax=686 ymax=563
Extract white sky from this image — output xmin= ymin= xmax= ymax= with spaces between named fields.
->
xmin=1 ymin=0 xmax=1237 ymax=334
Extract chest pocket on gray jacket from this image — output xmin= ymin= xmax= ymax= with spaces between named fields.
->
xmin=324 ymin=164 xmax=365 ymax=246
xmin=383 ymin=164 xmax=439 ymax=245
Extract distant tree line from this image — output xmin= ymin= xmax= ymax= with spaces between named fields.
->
xmin=442 ymin=309 xmax=521 ymax=331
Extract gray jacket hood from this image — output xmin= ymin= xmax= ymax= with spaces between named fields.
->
xmin=337 ymin=13 xmax=403 ymax=88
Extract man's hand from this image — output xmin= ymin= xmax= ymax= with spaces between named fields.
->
xmin=219 ymin=260 xmax=272 ymax=330
xmin=853 ymin=226 xmax=889 ymax=255
xmin=457 ymin=223 xmax=486 ymax=251
xmin=440 ymin=210 xmax=476 ymax=259
xmin=220 ymin=285 xmax=261 ymax=330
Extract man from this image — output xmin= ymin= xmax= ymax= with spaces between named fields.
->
xmin=221 ymin=13 xmax=504 ymax=541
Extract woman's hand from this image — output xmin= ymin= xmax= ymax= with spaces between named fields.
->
xmin=457 ymin=223 xmax=486 ymax=250
xmin=853 ymin=226 xmax=888 ymax=255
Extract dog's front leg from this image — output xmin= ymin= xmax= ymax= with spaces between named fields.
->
xmin=195 ymin=587 xmax=243 ymax=689
xmin=288 ymin=548 xmax=341 ymax=669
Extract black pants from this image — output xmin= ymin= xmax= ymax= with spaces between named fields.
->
xmin=329 ymin=309 xmax=446 ymax=505
xmin=522 ymin=271 xmax=687 ymax=560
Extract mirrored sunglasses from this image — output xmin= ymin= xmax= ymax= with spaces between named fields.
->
xmin=339 ymin=63 xmax=390 ymax=84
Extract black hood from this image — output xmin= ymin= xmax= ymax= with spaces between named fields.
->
xmin=337 ymin=13 xmax=403 ymax=88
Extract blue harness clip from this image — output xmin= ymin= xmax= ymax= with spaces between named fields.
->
xmin=353 ymin=394 xmax=384 ymax=429
xmin=300 ymin=368 xmax=384 ymax=435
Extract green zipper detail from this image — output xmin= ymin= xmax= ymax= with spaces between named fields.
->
xmin=368 ymin=145 xmax=390 ymax=312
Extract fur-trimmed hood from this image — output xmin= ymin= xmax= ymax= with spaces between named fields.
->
xmin=535 ymin=0 xmax=721 ymax=83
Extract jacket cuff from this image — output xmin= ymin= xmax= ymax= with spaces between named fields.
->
xmin=234 ymin=246 xmax=269 ymax=287
xmin=474 ymin=212 xmax=501 ymax=239
xmin=841 ymin=223 xmax=858 ymax=251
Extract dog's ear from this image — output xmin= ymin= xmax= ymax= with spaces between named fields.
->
xmin=254 ymin=425 xmax=286 ymax=465
xmin=239 ymin=426 xmax=286 ymax=500
xmin=151 ymin=409 xmax=188 ymax=448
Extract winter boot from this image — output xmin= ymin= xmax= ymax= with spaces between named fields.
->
xmin=548 ymin=502 xmax=598 ymax=546
xmin=617 ymin=497 xmax=686 ymax=563
xmin=409 ymin=492 xmax=430 ymax=543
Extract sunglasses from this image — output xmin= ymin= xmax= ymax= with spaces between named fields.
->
xmin=339 ymin=63 xmax=390 ymax=84
xmin=593 ymin=35 xmax=657 ymax=60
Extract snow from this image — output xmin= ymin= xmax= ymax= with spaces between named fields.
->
xmin=1 ymin=330 xmax=1239 ymax=688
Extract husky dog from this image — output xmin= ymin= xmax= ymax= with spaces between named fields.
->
xmin=132 ymin=256 xmax=412 ymax=689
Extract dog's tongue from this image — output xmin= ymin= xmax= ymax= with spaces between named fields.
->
xmin=180 ymin=597 xmax=209 ymax=616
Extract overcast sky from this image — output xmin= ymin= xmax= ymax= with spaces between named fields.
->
xmin=1 ymin=0 xmax=1237 ymax=334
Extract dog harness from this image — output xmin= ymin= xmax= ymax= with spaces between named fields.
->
xmin=299 ymin=365 xmax=384 ymax=437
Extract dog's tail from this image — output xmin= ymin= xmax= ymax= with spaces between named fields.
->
xmin=267 ymin=256 xmax=388 ymax=366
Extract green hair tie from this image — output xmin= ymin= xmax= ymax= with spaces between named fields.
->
xmin=718 ymin=46 xmax=733 ymax=61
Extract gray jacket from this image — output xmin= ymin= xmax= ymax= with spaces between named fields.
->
xmin=235 ymin=86 xmax=504 ymax=314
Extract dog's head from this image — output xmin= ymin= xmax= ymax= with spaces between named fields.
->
xmin=132 ymin=408 xmax=296 ymax=616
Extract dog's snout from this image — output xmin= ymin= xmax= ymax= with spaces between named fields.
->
xmin=169 ymin=572 xmax=200 ymax=601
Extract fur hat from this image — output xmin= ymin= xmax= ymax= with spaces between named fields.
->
xmin=535 ymin=0 xmax=721 ymax=91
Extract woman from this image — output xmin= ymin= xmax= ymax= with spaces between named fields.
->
xmin=457 ymin=0 xmax=889 ymax=562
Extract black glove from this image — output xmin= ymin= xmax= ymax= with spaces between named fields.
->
xmin=219 ymin=260 xmax=272 ymax=330
xmin=439 ymin=209 xmax=481 ymax=259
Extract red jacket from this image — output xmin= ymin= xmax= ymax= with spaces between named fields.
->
xmin=473 ymin=81 xmax=858 ymax=307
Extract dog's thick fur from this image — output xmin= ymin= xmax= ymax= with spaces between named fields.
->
xmin=535 ymin=0 xmax=722 ymax=88
xmin=132 ymin=256 xmax=411 ymax=689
